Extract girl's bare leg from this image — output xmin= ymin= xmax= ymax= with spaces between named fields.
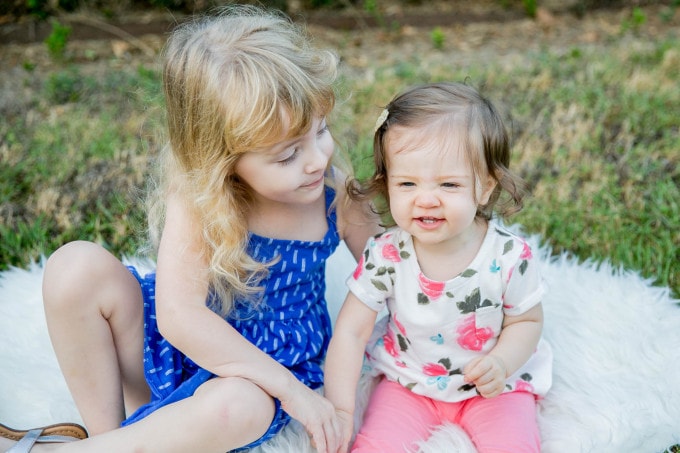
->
xmin=78 ymin=377 xmax=277 ymax=452
xmin=0 ymin=377 xmax=276 ymax=452
xmin=42 ymin=241 xmax=150 ymax=434
xmin=0 ymin=241 xmax=279 ymax=452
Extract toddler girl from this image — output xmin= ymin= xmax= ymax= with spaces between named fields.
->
xmin=324 ymin=81 xmax=552 ymax=453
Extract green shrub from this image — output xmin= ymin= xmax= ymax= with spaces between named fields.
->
xmin=43 ymin=68 xmax=88 ymax=104
xmin=44 ymin=20 xmax=72 ymax=61
xmin=430 ymin=27 xmax=445 ymax=50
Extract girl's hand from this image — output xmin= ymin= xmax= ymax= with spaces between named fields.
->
xmin=463 ymin=354 xmax=507 ymax=398
xmin=279 ymin=381 xmax=342 ymax=453
xmin=335 ymin=408 xmax=354 ymax=453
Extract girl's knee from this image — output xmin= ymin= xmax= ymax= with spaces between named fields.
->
xmin=44 ymin=242 xmax=98 ymax=305
xmin=45 ymin=241 xmax=108 ymax=284
xmin=43 ymin=240 xmax=132 ymax=312
xmin=196 ymin=377 xmax=276 ymax=431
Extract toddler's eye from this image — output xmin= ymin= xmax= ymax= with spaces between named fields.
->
xmin=441 ymin=182 xmax=460 ymax=188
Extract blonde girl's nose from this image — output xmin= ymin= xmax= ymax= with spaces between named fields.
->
xmin=304 ymin=143 xmax=330 ymax=174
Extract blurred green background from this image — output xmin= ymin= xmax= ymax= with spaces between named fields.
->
xmin=1 ymin=0 xmax=678 ymax=302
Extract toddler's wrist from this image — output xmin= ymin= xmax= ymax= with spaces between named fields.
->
xmin=489 ymin=354 xmax=508 ymax=378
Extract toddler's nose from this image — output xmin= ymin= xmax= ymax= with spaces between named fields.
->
xmin=415 ymin=190 xmax=440 ymax=208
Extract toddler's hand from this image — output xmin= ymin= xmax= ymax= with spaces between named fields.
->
xmin=463 ymin=354 xmax=507 ymax=398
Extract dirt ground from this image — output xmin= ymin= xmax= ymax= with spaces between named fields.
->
xmin=1 ymin=2 xmax=678 ymax=81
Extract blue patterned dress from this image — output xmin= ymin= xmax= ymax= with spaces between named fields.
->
xmin=122 ymin=187 xmax=340 ymax=450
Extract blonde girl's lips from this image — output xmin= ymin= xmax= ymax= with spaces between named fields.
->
xmin=302 ymin=176 xmax=324 ymax=189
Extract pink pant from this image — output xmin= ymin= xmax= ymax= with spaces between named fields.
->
xmin=352 ymin=378 xmax=540 ymax=453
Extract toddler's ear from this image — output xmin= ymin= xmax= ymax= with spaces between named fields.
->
xmin=479 ymin=176 xmax=497 ymax=205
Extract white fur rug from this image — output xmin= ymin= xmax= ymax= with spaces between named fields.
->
xmin=1 ymin=228 xmax=679 ymax=452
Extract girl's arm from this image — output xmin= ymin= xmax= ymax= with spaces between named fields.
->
xmin=463 ymin=303 xmax=544 ymax=398
xmin=154 ymin=193 xmax=341 ymax=452
xmin=324 ymin=293 xmax=378 ymax=451
xmin=336 ymin=188 xmax=382 ymax=261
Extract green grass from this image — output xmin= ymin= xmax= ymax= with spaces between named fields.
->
xmin=333 ymin=37 xmax=679 ymax=300
xmin=0 ymin=64 xmax=161 ymax=266
xmin=0 ymin=13 xmax=677 ymax=452
xmin=1 ymin=29 xmax=678 ymax=303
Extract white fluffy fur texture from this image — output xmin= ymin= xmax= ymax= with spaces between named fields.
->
xmin=1 ymin=229 xmax=679 ymax=452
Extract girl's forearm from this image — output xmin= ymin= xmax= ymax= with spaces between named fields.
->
xmin=490 ymin=304 xmax=544 ymax=377
xmin=324 ymin=331 xmax=367 ymax=414
xmin=324 ymin=295 xmax=377 ymax=414
xmin=159 ymin=301 xmax=300 ymax=399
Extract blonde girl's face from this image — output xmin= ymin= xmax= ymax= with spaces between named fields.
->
xmin=234 ymin=116 xmax=334 ymax=208
xmin=385 ymin=124 xmax=495 ymax=251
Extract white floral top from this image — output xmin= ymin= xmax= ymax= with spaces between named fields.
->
xmin=347 ymin=221 xmax=552 ymax=402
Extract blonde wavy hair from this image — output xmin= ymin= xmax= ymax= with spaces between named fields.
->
xmin=146 ymin=5 xmax=342 ymax=315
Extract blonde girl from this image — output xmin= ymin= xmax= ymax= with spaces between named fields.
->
xmin=324 ymin=82 xmax=552 ymax=452
xmin=0 ymin=5 xmax=378 ymax=453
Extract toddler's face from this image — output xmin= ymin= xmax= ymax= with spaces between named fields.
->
xmin=384 ymin=125 xmax=494 ymax=250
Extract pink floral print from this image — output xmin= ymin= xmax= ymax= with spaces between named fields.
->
xmin=353 ymin=254 xmax=364 ymax=280
xmin=382 ymin=327 xmax=399 ymax=358
xmin=393 ymin=313 xmax=407 ymax=336
xmin=514 ymin=373 xmax=535 ymax=393
xmin=381 ymin=243 xmax=402 ymax=262
xmin=418 ymin=272 xmax=445 ymax=300
xmin=456 ymin=314 xmax=494 ymax=351
xmin=520 ymin=241 xmax=532 ymax=260
xmin=349 ymin=224 xmax=550 ymax=402
xmin=515 ymin=379 xmax=535 ymax=393
xmin=423 ymin=362 xmax=448 ymax=377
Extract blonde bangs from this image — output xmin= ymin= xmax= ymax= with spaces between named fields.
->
xmin=216 ymin=48 xmax=337 ymax=153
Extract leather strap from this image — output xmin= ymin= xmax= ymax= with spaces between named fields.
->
xmin=6 ymin=429 xmax=79 ymax=453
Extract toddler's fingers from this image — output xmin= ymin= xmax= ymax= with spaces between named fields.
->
xmin=463 ymin=357 xmax=487 ymax=382
xmin=476 ymin=378 xmax=505 ymax=398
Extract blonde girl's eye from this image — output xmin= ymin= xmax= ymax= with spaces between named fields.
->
xmin=278 ymin=148 xmax=299 ymax=166
xmin=317 ymin=119 xmax=329 ymax=136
